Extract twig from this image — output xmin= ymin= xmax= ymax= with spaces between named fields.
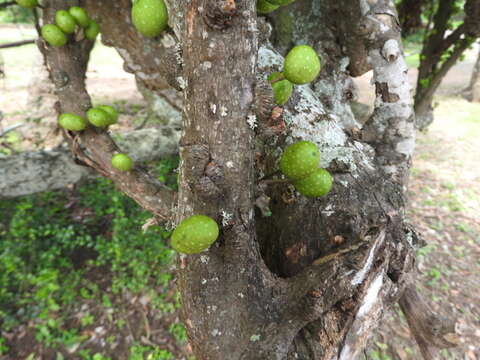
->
xmin=0 ymin=123 xmax=24 ymax=137
xmin=0 ymin=39 xmax=36 ymax=49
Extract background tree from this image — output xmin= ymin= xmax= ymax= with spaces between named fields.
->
xmin=466 ymin=48 xmax=480 ymax=101
xmin=400 ymin=0 xmax=480 ymax=130
xmin=1 ymin=0 xmax=462 ymax=359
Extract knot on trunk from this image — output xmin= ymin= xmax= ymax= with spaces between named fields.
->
xmin=203 ymin=0 xmax=237 ymax=30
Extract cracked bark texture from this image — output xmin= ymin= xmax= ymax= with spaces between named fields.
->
xmin=30 ymin=0 xmax=459 ymax=359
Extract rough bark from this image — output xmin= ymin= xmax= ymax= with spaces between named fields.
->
xmin=32 ymin=0 xmax=460 ymax=359
xmin=0 ymin=128 xmax=179 ymax=198
xmin=414 ymin=0 xmax=480 ymax=130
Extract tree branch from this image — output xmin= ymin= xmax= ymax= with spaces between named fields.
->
xmin=39 ymin=0 xmax=176 ymax=220
xmin=84 ymin=0 xmax=183 ymax=91
xmin=0 ymin=1 xmax=16 ymax=9
xmin=399 ymin=283 xmax=459 ymax=360
xmin=0 ymin=39 xmax=35 ymax=49
xmin=0 ymin=128 xmax=179 ymax=198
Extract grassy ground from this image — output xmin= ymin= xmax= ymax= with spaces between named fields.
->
xmin=1 ymin=25 xmax=480 ymax=359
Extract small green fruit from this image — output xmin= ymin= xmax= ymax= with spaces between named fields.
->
xmin=111 ymin=153 xmax=134 ymax=172
xmin=69 ymin=6 xmax=91 ymax=28
xmin=132 ymin=0 xmax=168 ymax=38
xmin=279 ymin=141 xmax=320 ymax=180
xmin=294 ymin=168 xmax=333 ymax=198
xmin=85 ymin=20 xmax=100 ymax=41
xmin=272 ymin=79 xmax=293 ymax=105
xmin=55 ymin=10 xmax=76 ymax=34
xmin=171 ymin=215 xmax=219 ymax=254
xmin=257 ymin=0 xmax=279 ymax=14
xmin=15 ymin=0 xmax=38 ymax=8
xmin=284 ymin=45 xmax=321 ymax=85
xmin=267 ymin=72 xmax=284 ymax=83
xmin=87 ymin=108 xmax=111 ymax=127
xmin=97 ymin=105 xmax=118 ymax=125
xmin=58 ymin=113 xmax=87 ymax=131
xmin=41 ymin=24 xmax=67 ymax=47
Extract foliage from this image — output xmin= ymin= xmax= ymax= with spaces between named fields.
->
xmin=0 ymin=158 xmax=181 ymax=355
xmin=0 ymin=1 xmax=34 ymax=23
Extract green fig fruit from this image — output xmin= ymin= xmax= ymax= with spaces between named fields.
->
xmin=41 ymin=24 xmax=67 ymax=47
xmin=55 ymin=10 xmax=76 ymax=34
xmin=85 ymin=20 xmax=100 ymax=41
xmin=69 ymin=6 xmax=91 ymax=28
xmin=171 ymin=215 xmax=219 ymax=254
xmin=257 ymin=0 xmax=279 ymax=14
xmin=87 ymin=108 xmax=111 ymax=127
xmin=272 ymin=79 xmax=293 ymax=105
xmin=267 ymin=72 xmax=284 ymax=83
xmin=294 ymin=168 xmax=333 ymax=198
xmin=279 ymin=140 xmax=320 ymax=180
xmin=97 ymin=105 xmax=118 ymax=125
xmin=58 ymin=113 xmax=87 ymax=131
xmin=15 ymin=0 xmax=38 ymax=8
xmin=111 ymin=153 xmax=134 ymax=172
xmin=132 ymin=0 xmax=168 ymax=38
xmin=284 ymin=45 xmax=321 ymax=85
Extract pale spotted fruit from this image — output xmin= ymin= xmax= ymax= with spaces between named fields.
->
xmin=41 ymin=24 xmax=67 ymax=47
xmin=294 ymin=168 xmax=333 ymax=198
xmin=85 ymin=20 xmax=100 ymax=41
xmin=58 ymin=113 xmax=87 ymax=131
xmin=87 ymin=108 xmax=111 ymax=127
xmin=97 ymin=105 xmax=118 ymax=125
xmin=283 ymin=45 xmax=321 ymax=85
xmin=132 ymin=0 xmax=168 ymax=38
xmin=279 ymin=141 xmax=320 ymax=180
xmin=111 ymin=153 xmax=134 ymax=172
xmin=15 ymin=0 xmax=38 ymax=8
xmin=257 ymin=0 xmax=279 ymax=14
xmin=171 ymin=215 xmax=219 ymax=254
xmin=69 ymin=6 xmax=91 ymax=28
xmin=55 ymin=10 xmax=76 ymax=34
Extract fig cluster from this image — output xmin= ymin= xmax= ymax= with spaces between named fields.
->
xmin=132 ymin=0 xmax=169 ymax=38
xmin=257 ymin=0 xmax=295 ymax=14
xmin=41 ymin=6 xmax=99 ymax=47
xmin=58 ymin=104 xmax=118 ymax=132
xmin=280 ymin=141 xmax=333 ymax=198
xmin=268 ymin=45 xmax=321 ymax=106
xmin=171 ymin=215 xmax=219 ymax=254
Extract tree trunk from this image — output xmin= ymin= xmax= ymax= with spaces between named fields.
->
xmin=414 ymin=0 xmax=480 ymax=130
xmin=398 ymin=0 xmax=425 ymax=36
xmin=33 ymin=0 xmax=459 ymax=358
xmin=466 ymin=48 xmax=480 ymax=102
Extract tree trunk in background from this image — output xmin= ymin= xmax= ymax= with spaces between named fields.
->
xmin=467 ymin=48 xmax=480 ymax=102
xmin=34 ymin=0 xmax=459 ymax=358
xmin=414 ymin=0 xmax=480 ymax=130
xmin=398 ymin=0 xmax=425 ymax=35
